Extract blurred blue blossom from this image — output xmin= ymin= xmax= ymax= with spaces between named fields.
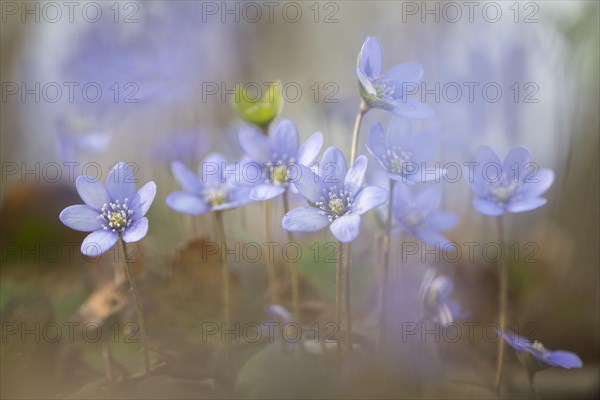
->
xmin=499 ymin=330 xmax=583 ymax=373
xmin=470 ymin=146 xmax=554 ymax=216
xmin=56 ymin=118 xmax=111 ymax=163
xmin=367 ymin=117 xmax=445 ymax=184
xmin=151 ymin=130 xmax=209 ymax=166
xmin=59 ymin=162 xmax=156 ymax=256
xmin=282 ymin=147 xmax=388 ymax=243
xmin=393 ymin=184 xmax=458 ymax=248
xmin=166 ymin=153 xmax=253 ymax=215
xmin=238 ymin=120 xmax=323 ymax=201
xmin=356 ymin=36 xmax=433 ymax=119
xmin=419 ymin=269 xmax=467 ymax=326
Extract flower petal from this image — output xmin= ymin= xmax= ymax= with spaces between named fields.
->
xmin=76 ymin=176 xmax=111 ymax=211
xmin=411 ymin=131 xmax=437 ymax=164
xmin=282 ymin=206 xmax=330 ymax=233
xmin=330 ymin=214 xmax=361 ymax=243
xmin=172 ymin=161 xmax=202 ymax=194
xmin=345 ymin=155 xmax=368 ymax=195
xmin=415 ymin=231 xmax=451 ymax=248
xmin=503 ymin=146 xmax=531 ymax=182
xmin=238 ymin=125 xmax=270 ymax=162
xmin=200 ymin=153 xmax=227 ymax=184
xmin=166 ymin=191 xmax=208 ymax=215
xmin=358 ymin=36 xmax=383 ymax=77
xmin=106 ymin=162 xmax=137 ymax=202
xmin=319 ymin=147 xmax=347 ymax=186
xmin=294 ymin=165 xmax=325 ymax=203
xmin=356 ymin=67 xmax=377 ymax=97
xmin=81 ymin=229 xmax=119 ymax=257
xmin=367 ymin=123 xmax=386 ymax=160
xmin=384 ymin=61 xmax=424 ymax=95
xmin=353 ymin=186 xmax=388 ymax=215
xmin=385 ymin=117 xmax=412 ymax=149
xmin=391 ymin=182 xmax=413 ymax=215
xmin=250 ymin=184 xmax=286 ymax=201
xmin=122 ymin=217 xmax=148 ymax=243
xmin=296 ymin=131 xmax=324 ymax=166
xmin=416 ymin=186 xmax=442 ymax=211
xmin=521 ymin=168 xmax=554 ymax=198
xmin=473 ymin=199 xmax=504 ymax=216
xmin=270 ymin=119 xmax=299 ymax=160
xmin=544 ymin=350 xmax=583 ymax=369
xmin=425 ymin=211 xmax=459 ymax=232
xmin=506 ymin=197 xmax=547 ymax=213
xmin=59 ymin=205 xmax=103 ymax=232
xmin=388 ymin=98 xmax=434 ymax=119
xmin=130 ymin=181 xmax=156 ymax=220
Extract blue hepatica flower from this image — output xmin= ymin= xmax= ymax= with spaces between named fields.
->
xmin=356 ymin=36 xmax=433 ymax=119
xmin=166 ymin=153 xmax=253 ymax=214
xmin=419 ymin=269 xmax=467 ymax=326
xmin=282 ymin=147 xmax=388 ymax=243
xmin=151 ymin=130 xmax=208 ymax=166
xmin=470 ymin=146 xmax=555 ymax=216
xmin=499 ymin=330 xmax=583 ymax=373
xmin=393 ymin=184 xmax=458 ymax=248
xmin=238 ymin=119 xmax=323 ymax=201
xmin=59 ymin=162 xmax=156 ymax=256
xmin=367 ymin=117 xmax=445 ymax=184
xmin=56 ymin=118 xmax=112 ymax=163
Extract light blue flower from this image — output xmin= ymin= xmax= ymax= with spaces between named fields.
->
xmin=151 ymin=130 xmax=208 ymax=166
xmin=238 ymin=119 xmax=323 ymax=201
xmin=367 ymin=117 xmax=445 ymax=184
xmin=356 ymin=36 xmax=433 ymax=119
xmin=59 ymin=162 xmax=156 ymax=256
xmin=282 ymin=147 xmax=388 ymax=243
xmin=393 ymin=184 xmax=458 ymax=248
xmin=56 ymin=118 xmax=112 ymax=163
xmin=499 ymin=330 xmax=582 ymax=373
xmin=470 ymin=146 xmax=554 ymax=216
xmin=166 ymin=153 xmax=253 ymax=214
xmin=419 ymin=269 xmax=467 ymax=326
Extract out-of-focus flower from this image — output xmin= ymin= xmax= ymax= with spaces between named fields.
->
xmin=282 ymin=147 xmax=388 ymax=243
xmin=238 ymin=119 xmax=323 ymax=201
xmin=56 ymin=118 xmax=112 ymax=163
xmin=59 ymin=162 xmax=156 ymax=256
xmin=419 ymin=269 xmax=467 ymax=325
xmin=166 ymin=153 xmax=253 ymax=215
xmin=470 ymin=146 xmax=554 ymax=216
xmin=233 ymin=82 xmax=283 ymax=130
xmin=499 ymin=330 xmax=583 ymax=374
xmin=367 ymin=117 xmax=445 ymax=184
xmin=151 ymin=130 xmax=208 ymax=166
xmin=356 ymin=36 xmax=433 ymax=119
xmin=393 ymin=184 xmax=458 ymax=248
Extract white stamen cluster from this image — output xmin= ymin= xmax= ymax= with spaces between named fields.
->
xmin=266 ymin=156 xmax=294 ymax=186
xmin=488 ymin=176 xmax=520 ymax=204
xmin=315 ymin=186 xmax=353 ymax=222
xmin=203 ymin=186 xmax=227 ymax=207
xmin=372 ymin=75 xmax=395 ymax=100
xmin=532 ymin=341 xmax=546 ymax=354
xmin=402 ymin=208 xmax=428 ymax=229
xmin=383 ymin=147 xmax=413 ymax=175
xmin=98 ymin=199 xmax=133 ymax=232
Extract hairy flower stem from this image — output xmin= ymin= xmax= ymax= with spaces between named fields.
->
xmin=495 ymin=215 xmax=507 ymax=392
xmin=350 ymin=100 xmax=369 ymax=164
xmin=213 ymin=211 xmax=231 ymax=337
xmin=264 ymin=201 xmax=278 ymax=304
xmin=120 ymin=238 xmax=150 ymax=374
xmin=378 ymin=180 xmax=396 ymax=354
xmin=336 ymin=241 xmax=343 ymax=371
xmin=344 ymin=243 xmax=353 ymax=357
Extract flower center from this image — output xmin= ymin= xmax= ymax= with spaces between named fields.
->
xmin=489 ymin=178 xmax=520 ymax=204
xmin=402 ymin=208 xmax=428 ymax=229
xmin=203 ymin=187 xmax=227 ymax=207
xmin=372 ymin=75 xmax=395 ymax=100
xmin=272 ymin=165 xmax=290 ymax=185
xmin=315 ymin=187 xmax=353 ymax=222
xmin=532 ymin=341 xmax=546 ymax=354
xmin=386 ymin=147 xmax=413 ymax=175
xmin=98 ymin=199 xmax=133 ymax=232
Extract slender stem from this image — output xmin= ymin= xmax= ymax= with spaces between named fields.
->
xmin=264 ymin=201 xmax=278 ymax=304
xmin=495 ymin=215 xmax=508 ymax=392
xmin=378 ymin=180 xmax=396 ymax=353
xmin=213 ymin=211 xmax=231 ymax=331
xmin=350 ymin=100 xmax=369 ymax=164
xmin=120 ymin=238 xmax=150 ymax=374
xmin=336 ymin=241 xmax=343 ymax=369
xmin=344 ymin=242 xmax=353 ymax=357
xmin=283 ymin=192 xmax=300 ymax=325
xmin=528 ymin=371 xmax=539 ymax=399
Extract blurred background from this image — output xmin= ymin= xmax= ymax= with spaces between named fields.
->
xmin=1 ymin=1 xmax=598 ymax=398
